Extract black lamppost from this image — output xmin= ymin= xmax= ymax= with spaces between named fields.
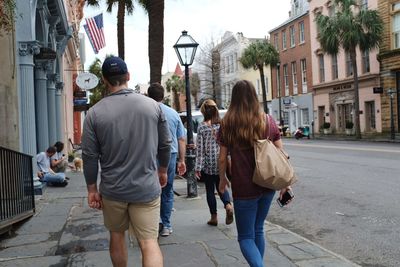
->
xmin=388 ymin=88 xmax=396 ymax=140
xmin=174 ymin=30 xmax=199 ymax=198
xmin=276 ymin=62 xmax=283 ymax=127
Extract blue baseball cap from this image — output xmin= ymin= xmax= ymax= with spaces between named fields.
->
xmin=102 ymin=56 xmax=128 ymax=78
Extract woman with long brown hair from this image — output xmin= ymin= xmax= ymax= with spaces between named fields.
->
xmin=195 ymin=99 xmax=233 ymax=226
xmin=218 ymin=80 xmax=291 ymax=267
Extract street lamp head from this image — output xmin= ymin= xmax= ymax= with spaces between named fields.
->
xmin=173 ymin=30 xmax=199 ymax=66
xmin=276 ymin=61 xmax=280 ymax=68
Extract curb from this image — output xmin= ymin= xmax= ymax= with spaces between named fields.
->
xmin=266 ymin=221 xmax=361 ymax=267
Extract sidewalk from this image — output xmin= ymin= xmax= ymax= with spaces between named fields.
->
xmin=0 ymin=172 xmax=360 ymax=267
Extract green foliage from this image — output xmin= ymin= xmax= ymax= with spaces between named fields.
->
xmin=0 ymin=0 xmax=16 ymax=35
xmin=166 ymin=75 xmax=184 ymax=111
xmin=315 ymin=0 xmax=383 ymax=55
xmin=86 ymin=0 xmax=134 ymax=14
xmin=323 ymin=122 xmax=331 ymax=129
xmin=345 ymin=121 xmax=354 ymax=129
xmin=88 ymin=58 xmax=107 ymax=107
xmin=240 ymin=41 xmax=279 ymax=70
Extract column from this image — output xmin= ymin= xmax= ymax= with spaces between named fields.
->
xmin=18 ymin=41 xmax=40 ymax=156
xmin=34 ymin=60 xmax=51 ymax=152
xmin=55 ymin=82 xmax=64 ymax=141
xmin=47 ymin=73 xmax=58 ymax=144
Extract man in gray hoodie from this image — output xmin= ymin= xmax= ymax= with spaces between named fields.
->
xmin=82 ymin=56 xmax=171 ymax=267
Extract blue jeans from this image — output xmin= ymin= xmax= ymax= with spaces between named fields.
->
xmin=160 ymin=153 xmax=177 ymax=229
xmin=202 ymin=171 xmax=231 ymax=214
xmin=233 ymin=190 xmax=275 ymax=267
xmin=43 ymin=172 xmax=65 ymax=184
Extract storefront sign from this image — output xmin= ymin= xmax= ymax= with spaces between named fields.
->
xmin=373 ymin=87 xmax=383 ymax=94
xmin=332 ymin=84 xmax=353 ymax=91
xmin=35 ymin=47 xmax=57 ymax=60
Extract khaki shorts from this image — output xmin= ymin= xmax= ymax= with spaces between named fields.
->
xmin=102 ymin=196 xmax=160 ymax=240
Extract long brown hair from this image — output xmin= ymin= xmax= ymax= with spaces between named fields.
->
xmin=200 ymin=99 xmax=220 ymax=124
xmin=221 ymin=80 xmax=266 ymax=147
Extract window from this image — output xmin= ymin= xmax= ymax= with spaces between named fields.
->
xmin=362 ymin=50 xmax=370 ymax=73
xmin=361 ymin=0 xmax=368 ymax=10
xmin=332 ymin=54 xmax=338 ymax=79
xmin=290 ymin=26 xmax=295 ymax=47
xmin=299 ymin=22 xmax=305 ymax=43
xmin=257 ymin=79 xmax=261 ymax=95
xmin=283 ymin=111 xmax=289 ymax=126
xmin=300 ymin=59 xmax=307 ymax=92
xmin=392 ymin=3 xmax=400 ymax=49
xmin=318 ymin=54 xmax=325 ymax=82
xmin=328 ymin=4 xmax=336 ymax=16
xmin=234 ymin=53 xmax=238 ymax=71
xmin=346 ymin=52 xmax=353 ymax=76
xmin=283 ymin=64 xmax=289 ymax=95
xmin=282 ymin=30 xmax=287 ymax=50
xmin=230 ymin=54 xmax=234 ymax=73
xmin=301 ymin=108 xmax=309 ymax=125
xmin=225 ymin=57 xmax=229 ymax=73
xmin=274 ymin=34 xmax=279 ymax=50
xmin=265 ymin=76 xmax=269 ymax=94
xmin=291 ymin=62 xmax=298 ymax=94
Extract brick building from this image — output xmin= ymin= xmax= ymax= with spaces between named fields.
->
xmin=377 ymin=0 xmax=400 ymax=134
xmin=270 ymin=0 xmax=314 ymax=134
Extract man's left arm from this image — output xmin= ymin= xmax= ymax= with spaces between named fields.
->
xmin=176 ymin=117 xmax=186 ymax=175
xmin=157 ymin=109 xmax=172 ymax=187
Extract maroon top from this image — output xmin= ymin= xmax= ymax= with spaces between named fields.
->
xmin=218 ymin=115 xmax=281 ymax=199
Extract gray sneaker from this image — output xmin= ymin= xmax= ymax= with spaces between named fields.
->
xmin=160 ymin=227 xmax=172 ymax=237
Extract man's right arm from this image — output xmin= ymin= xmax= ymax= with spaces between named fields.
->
xmin=157 ymin=109 xmax=171 ymax=187
xmin=81 ymin=113 xmax=100 ymax=188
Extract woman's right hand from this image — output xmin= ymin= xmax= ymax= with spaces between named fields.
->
xmin=195 ymin=171 xmax=201 ymax=180
xmin=219 ymin=177 xmax=228 ymax=193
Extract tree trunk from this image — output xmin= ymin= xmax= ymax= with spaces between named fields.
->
xmin=147 ymin=0 xmax=164 ymax=83
xmin=259 ymin=65 xmax=268 ymax=113
xmin=117 ymin=0 xmax=125 ymax=60
xmin=351 ymin=49 xmax=361 ymax=139
xmin=173 ymin=89 xmax=180 ymax=111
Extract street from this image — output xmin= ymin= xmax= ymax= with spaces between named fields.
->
xmin=268 ymin=139 xmax=400 ymax=267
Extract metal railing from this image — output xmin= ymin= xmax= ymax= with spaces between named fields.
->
xmin=0 ymin=146 xmax=35 ymax=233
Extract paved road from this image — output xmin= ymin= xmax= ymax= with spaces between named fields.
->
xmin=268 ymin=139 xmax=400 ymax=267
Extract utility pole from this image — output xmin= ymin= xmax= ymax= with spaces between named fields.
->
xmin=388 ymin=88 xmax=396 ymax=140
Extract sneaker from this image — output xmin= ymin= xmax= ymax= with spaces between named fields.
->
xmin=160 ymin=227 xmax=172 ymax=237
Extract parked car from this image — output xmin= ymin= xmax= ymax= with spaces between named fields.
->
xmin=178 ymin=109 xmax=228 ymax=142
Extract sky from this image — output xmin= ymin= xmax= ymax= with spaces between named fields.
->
xmin=81 ymin=0 xmax=291 ymax=86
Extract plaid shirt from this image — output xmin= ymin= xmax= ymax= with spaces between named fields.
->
xmin=195 ymin=122 xmax=220 ymax=175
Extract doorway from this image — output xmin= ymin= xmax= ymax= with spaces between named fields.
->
xmin=318 ymin=106 xmax=325 ymax=129
xmin=337 ymin=103 xmax=353 ymax=132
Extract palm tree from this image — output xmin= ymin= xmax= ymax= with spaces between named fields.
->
xmin=166 ymin=74 xmax=184 ymax=111
xmin=240 ymin=40 xmax=279 ymax=113
xmin=88 ymin=58 xmax=108 ymax=106
xmin=86 ymin=0 xmax=134 ymax=60
xmin=315 ymin=0 xmax=383 ymax=139
xmin=137 ymin=0 xmax=164 ymax=84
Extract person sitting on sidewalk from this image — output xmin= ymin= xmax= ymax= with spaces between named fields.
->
xmin=51 ymin=141 xmax=69 ymax=174
xmin=37 ymin=146 xmax=68 ymax=187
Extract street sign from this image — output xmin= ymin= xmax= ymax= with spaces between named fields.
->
xmin=35 ymin=47 xmax=57 ymax=60
xmin=74 ymin=90 xmax=87 ymax=98
xmin=76 ymin=72 xmax=99 ymax=90
xmin=373 ymin=87 xmax=383 ymax=94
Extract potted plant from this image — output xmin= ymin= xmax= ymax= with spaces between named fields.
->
xmin=345 ymin=121 xmax=354 ymax=135
xmin=68 ymin=151 xmax=76 ymax=163
xmin=322 ymin=122 xmax=331 ymax=135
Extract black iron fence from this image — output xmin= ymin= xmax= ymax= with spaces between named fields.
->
xmin=0 ymin=146 xmax=35 ymax=233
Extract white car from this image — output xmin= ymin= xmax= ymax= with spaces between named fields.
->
xmin=178 ymin=109 xmax=227 ymax=142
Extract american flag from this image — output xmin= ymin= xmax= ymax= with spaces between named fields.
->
xmin=84 ymin=13 xmax=106 ymax=54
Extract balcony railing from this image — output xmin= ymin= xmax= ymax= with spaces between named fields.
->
xmin=0 ymin=146 xmax=35 ymax=233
